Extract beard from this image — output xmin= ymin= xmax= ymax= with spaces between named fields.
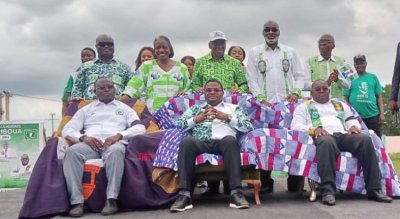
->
xmin=264 ymin=36 xmax=279 ymax=44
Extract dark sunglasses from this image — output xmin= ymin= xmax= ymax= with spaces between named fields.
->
xmin=205 ymin=88 xmax=223 ymax=93
xmin=264 ymin=27 xmax=279 ymax=33
xmin=97 ymin=42 xmax=114 ymax=47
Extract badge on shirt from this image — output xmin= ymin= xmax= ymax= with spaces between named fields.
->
xmin=333 ymin=102 xmax=343 ymax=111
xmin=150 ymin=71 xmax=160 ymax=80
xmin=115 ymin=108 xmax=124 ymax=116
xmin=173 ymin=72 xmax=183 ymax=81
xmin=258 ymin=60 xmax=267 ymax=74
xmin=282 ymin=59 xmax=290 ymax=73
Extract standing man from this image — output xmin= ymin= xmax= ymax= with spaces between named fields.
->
xmin=63 ymin=77 xmax=145 ymax=217
xmin=247 ymin=20 xmax=305 ymax=192
xmin=170 ymin=79 xmax=254 ymax=212
xmin=343 ymin=54 xmax=384 ymax=137
xmin=304 ymin=34 xmax=351 ymax=99
xmin=191 ymin=30 xmax=249 ymax=93
xmin=191 ymin=30 xmax=249 ymax=195
xmin=247 ymin=20 xmax=305 ymax=106
xmin=389 ymin=42 xmax=400 ymax=113
xmin=71 ymin=34 xmax=131 ymax=100
xmin=291 ymin=80 xmax=392 ymax=206
xmin=0 ymin=141 xmax=17 ymax=159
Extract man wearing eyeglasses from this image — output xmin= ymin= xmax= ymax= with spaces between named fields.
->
xmin=63 ymin=77 xmax=146 ymax=217
xmin=291 ymin=80 xmax=392 ymax=206
xmin=71 ymin=34 xmax=131 ymax=100
xmin=247 ymin=20 xmax=305 ymax=194
xmin=304 ymin=34 xmax=352 ymax=99
xmin=170 ymin=79 xmax=254 ymax=212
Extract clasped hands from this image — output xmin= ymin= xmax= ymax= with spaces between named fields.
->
xmin=80 ymin=134 xmax=123 ymax=152
xmin=194 ymin=106 xmax=230 ymax=123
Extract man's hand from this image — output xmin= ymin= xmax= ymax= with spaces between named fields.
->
xmin=103 ymin=134 xmax=123 ymax=149
xmin=228 ymin=88 xmax=239 ymax=94
xmin=261 ymin=100 xmax=272 ymax=107
xmin=379 ymin=115 xmax=385 ymax=125
xmin=213 ymin=109 xmax=230 ymax=122
xmin=314 ymin=127 xmax=328 ymax=138
xmin=327 ymin=69 xmax=339 ymax=86
xmin=389 ymin=100 xmax=399 ymax=113
xmin=81 ymin=136 xmax=103 ymax=152
xmin=174 ymin=91 xmax=186 ymax=97
xmin=286 ymin=94 xmax=299 ymax=104
xmin=347 ymin=125 xmax=361 ymax=134
xmin=197 ymin=87 xmax=205 ymax=93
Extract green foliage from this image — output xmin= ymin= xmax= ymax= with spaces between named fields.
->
xmin=389 ymin=153 xmax=400 ymax=175
xmin=382 ymin=85 xmax=400 ymax=136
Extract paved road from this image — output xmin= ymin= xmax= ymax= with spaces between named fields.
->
xmin=1 ymin=178 xmax=398 ymax=219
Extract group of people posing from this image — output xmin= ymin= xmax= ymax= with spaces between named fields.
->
xmin=59 ymin=20 xmax=395 ymax=217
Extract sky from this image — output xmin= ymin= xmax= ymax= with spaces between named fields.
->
xmin=0 ymin=0 xmax=399 ymax=135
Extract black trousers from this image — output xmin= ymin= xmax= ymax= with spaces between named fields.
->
xmin=177 ymin=135 xmax=241 ymax=191
xmin=315 ymin=133 xmax=381 ymax=196
xmin=362 ymin=115 xmax=382 ymax=137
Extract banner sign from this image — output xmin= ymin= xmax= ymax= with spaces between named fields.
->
xmin=0 ymin=121 xmax=44 ymax=188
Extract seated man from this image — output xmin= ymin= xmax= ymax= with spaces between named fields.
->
xmin=170 ymin=79 xmax=254 ymax=212
xmin=62 ymin=77 xmax=145 ymax=217
xmin=291 ymin=80 xmax=392 ymax=206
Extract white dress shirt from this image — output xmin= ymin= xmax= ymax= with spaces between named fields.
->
xmin=247 ymin=43 xmax=305 ymax=103
xmin=62 ymin=100 xmax=145 ymax=144
xmin=291 ymin=99 xmax=361 ymax=134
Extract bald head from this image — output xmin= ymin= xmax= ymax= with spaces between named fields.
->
xmin=96 ymin=34 xmax=114 ymax=44
xmin=318 ymin=34 xmax=335 ymax=60
xmin=94 ymin=77 xmax=116 ymax=103
xmin=262 ymin=20 xmax=280 ymax=48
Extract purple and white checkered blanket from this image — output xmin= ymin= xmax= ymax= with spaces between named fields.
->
xmin=153 ymin=93 xmax=400 ymax=196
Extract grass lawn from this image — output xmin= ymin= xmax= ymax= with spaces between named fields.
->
xmin=389 ymin=153 xmax=400 ymax=174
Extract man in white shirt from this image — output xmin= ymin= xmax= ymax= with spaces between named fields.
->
xmin=169 ymin=79 xmax=254 ymax=212
xmin=62 ymin=77 xmax=146 ymax=217
xmin=247 ymin=20 xmax=305 ymax=106
xmin=0 ymin=141 xmax=17 ymax=159
xmin=291 ymin=80 xmax=392 ymax=206
xmin=247 ymin=20 xmax=305 ymax=193
xmin=11 ymin=154 xmax=31 ymax=177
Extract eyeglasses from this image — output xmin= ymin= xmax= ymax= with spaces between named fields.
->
xmin=205 ymin=88 xmax=223 ymax=93
xmin=97 ymin=42 xmax=114 ymax=47
xmin=264 ymin=27 xmax=279 ymax=33
xmin=96 ymin=85 xmax=115 ymax=90
xmin=313 ymin=87 xmax=329 ymax=92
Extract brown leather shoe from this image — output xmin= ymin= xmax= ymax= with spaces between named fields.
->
xmin=101 ymin=199 xmax=118 ymax=216
xmin=69 ymin=203 xmax=84 ymax=217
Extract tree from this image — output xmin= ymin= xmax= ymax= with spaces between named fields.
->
xmin=382 ymin=84 xmax=400 ymax=136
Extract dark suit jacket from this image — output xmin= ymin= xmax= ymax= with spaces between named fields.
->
xmin=390 ymin=42 xmax=400 ymax=101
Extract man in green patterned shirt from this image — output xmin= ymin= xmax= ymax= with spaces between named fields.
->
xmin=304 ymin=34 xmax=351 ymax=99
xmin=191 ymin=31 xmax=249 ymax=93
xmin=71 ymin=34 xmax=131 ymax=100
xmin=170 ymin=79 xmax=253 ymax=212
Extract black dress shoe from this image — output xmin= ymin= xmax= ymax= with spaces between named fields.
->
xmin=170 ymin=195 xmax=193 ymax=212
xmin=69 ymin=203 xmax=84 ymax=217
xmin=101 ymin=199 xmax=119 ymax=216
xmin=229 ymin=191 xmax=249 ymax=209
xmin=367 ymin=190 xmax=392 ymax=203
xmin=321 ymin=194 xmax=336 ymax=206
xmin=260 ymin=179 xmax=274 ymax=194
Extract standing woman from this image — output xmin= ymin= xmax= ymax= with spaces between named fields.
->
xmin=134 ymin=47 xmax=156 ymax=72
xmin=228 ymin=46 xmax=246 ymax=69
xmin=181 ymin=56 xmax=196 ymax=79
xmin=122 ymin=36 xmax=191 ymax=113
